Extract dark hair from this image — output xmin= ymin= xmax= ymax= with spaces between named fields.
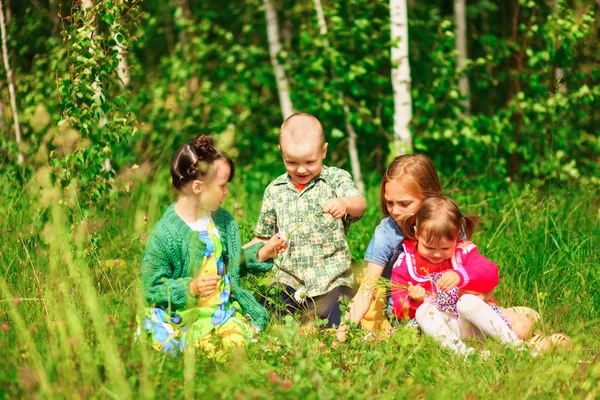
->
xmin=399 ymin=197 xmax=481 ymax=244
xmin=170 ymin=134 xmax=235 ymax=190
xmin=380 ymin=154 xmax=442 ymax=216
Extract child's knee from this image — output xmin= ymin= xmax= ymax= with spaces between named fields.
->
xmin=415 ymin=302 xmax=437 ymax=322
xmin=456 ymin=294 xmax=484 ymax=315
xmin=509 ymin=313 xmax=533 ymax=339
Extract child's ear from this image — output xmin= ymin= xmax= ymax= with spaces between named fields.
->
xmin=191 ymin=179 xmax=204 ymax=195
xmin=322 ymin=142 xmax=328 ymax=158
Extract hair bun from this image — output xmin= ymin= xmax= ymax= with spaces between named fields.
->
xmin=194 ymin=134 xmax=215 ymax=152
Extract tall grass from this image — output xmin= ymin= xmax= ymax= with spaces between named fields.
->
xmin=0 ymin=170 xmax=599 ymax=399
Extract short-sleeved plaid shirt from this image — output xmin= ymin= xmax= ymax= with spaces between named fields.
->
xmin=254 ymin=166 xmax=363 ymax=297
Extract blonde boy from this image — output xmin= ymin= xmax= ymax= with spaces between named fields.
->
xmin=252 ymin=113 xmax=366 ymax=328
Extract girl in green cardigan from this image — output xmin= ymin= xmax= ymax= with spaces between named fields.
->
xmin=141 ymin=135 xmax=285 ymax=354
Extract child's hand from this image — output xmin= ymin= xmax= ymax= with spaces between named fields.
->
xmin=437 ymin=271 xmax=460 ymax=291
xmin=407 ymin=282 xmax=425 ymax=303
xmin=336 ymin=324 xmax=347 ymax=342
xmin=322 ymin=198 xmax=347 ymax=219
xmin=257 ymin=234 xmax=287 ymax=262
xmin=190 ymin=275 xmax=221 ymax=297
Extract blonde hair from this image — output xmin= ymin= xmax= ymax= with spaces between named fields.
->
xmin=399 ymin=197 xmax=481 ymax=244
xmin=279 ymin=113 xmax=325 ymax=147
xmin=380 ymin=154 xmax=442 ymax=216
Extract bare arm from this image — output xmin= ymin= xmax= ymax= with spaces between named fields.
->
xmin=336 ymin=262 xmax=384 ymax=340
xmin=342 ymin=196 xmax=366 ymax=217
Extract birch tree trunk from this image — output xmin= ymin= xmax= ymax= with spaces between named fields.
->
xmin=390 ymin=0 xmax=413 ymax=155
xmin=313 ymin=0 xmax=364 ymax=195
xmin=454 ymin=0 xmax=471 ymax=112
xmin=0 ymin=0 xmax=22 ymax=163
xmin=82 ymin=0 xmax=111 ymax=171
xmin=552 ymin=0 xmax=566 ymax=94
xmin=264 ymin=0 xmax=294 ymax=120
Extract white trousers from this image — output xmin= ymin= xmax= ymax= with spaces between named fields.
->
xmin=415 ymin=294 xmax=521 ymax=356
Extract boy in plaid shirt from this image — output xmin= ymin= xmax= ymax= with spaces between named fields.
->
xmin=251 ymin=113 xmax=366 ymax=328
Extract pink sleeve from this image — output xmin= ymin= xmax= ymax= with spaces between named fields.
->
xmin=457 ymin=245 xmax=499 ymax=293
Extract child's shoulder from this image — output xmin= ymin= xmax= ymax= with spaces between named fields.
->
xmin=321 ymin=165 xmax=353 ymax=181
xmin=212 ymin=207 xmax=235 ymax=226
xmin=456 ymin=240 xmax=478 ymax=255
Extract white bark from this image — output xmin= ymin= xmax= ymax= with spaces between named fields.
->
xmin=313 ymin=0 xmax=364 ymax=195
xmin=390 ymin=0 xmax=413 ymax=155
xmin=82 ymin=0 xmax=110 ymax=171
xmin=0 ymin=0 xmax=22 ymax=163
xmin=264 ymin=0 xmax=294 ymax=120
xmin=112 ymin=23 xmax=130 ymax=87
xmin=454 ymin=0 xmax=470 ymax=112
xmin=552 ymin=0 xmax=567 ymax=94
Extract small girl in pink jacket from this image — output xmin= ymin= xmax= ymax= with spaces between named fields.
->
xmin=391 ymin=196 xmax=521 ymax=357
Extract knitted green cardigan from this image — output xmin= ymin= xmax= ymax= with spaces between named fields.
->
xmin=141 ymin=203 xmax=273 ymax=331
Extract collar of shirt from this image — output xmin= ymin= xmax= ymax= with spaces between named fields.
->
xmin=273 ymin=165 xmax=330 ymax=194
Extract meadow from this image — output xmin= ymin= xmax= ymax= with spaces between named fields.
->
xmin=0 ymin=166 xmax=598 ymax=399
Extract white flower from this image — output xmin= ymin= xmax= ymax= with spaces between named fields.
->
xmin=294 ymin=287 xmax=307 ymax=304
xmin=278 ymin=228 xmax=289 ymax=244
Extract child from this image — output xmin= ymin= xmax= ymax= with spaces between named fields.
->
xmin=250 ymin=113 xmax=366 ymax=328
xmin=141 ymin=134 xmax=285 ymax=354
xmin=338 ymin=155 xmax=535 ymax=340
xmin=392 ymin=196 xmax=521 ymax=356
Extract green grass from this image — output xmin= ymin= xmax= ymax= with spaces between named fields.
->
xmin=0 ymin=170 xmax=599 ymax=399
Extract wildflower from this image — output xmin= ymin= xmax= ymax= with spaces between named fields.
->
xmin=12 ymin=297 xmax=20 ymax=305
xmin=482 ymin=201 xmax=488 ymax=206
xmin=282 ymin=380 xmax=292 ymax=389
xmin=140 ymin=236 xmax=147 ymax=244
xmin=67 ymin=337 xmax=77 ymax=346
xmin=294 ymin=287 xmax=307 ymax=304
xmin=237 ymin=210 xmax=244 ymax=217
xmin=268 ymin=371 xmax=280 ymax=383
xmin=234 ymin=203 xmax=239 ymax=209
xmin=278 ymin=228 xmax=289 ymax=244
xmin=2 ymin=323 xmax=8 ymax=331
xmin=113 ymin=259 xmax=119 ymax=265
xmin=144 ymin=215 xmax=149 ymax=222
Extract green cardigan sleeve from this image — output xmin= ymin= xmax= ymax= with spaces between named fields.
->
xmin=141 ymin=233 xmax=193 ymax=311
xmin=242 ymin=242 xmax=275 ymax=275
xmin=217 ymin=209 xmax=272 ymax=331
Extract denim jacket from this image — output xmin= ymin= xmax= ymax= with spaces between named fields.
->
xmin=364 ymin=216 xmax=405 ymax=279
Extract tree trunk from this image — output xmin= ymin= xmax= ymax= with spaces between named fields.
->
xmin=49 ymin=0 xmax=59 ymax=34
xmin=0 ymin=0 xmax=22 ymax=163
xmin=313 ymin=0 xmax=364 ymax=195
xmin=82 ymin=0 xmax=111 ymax=171
xmin=264 ymin=0 xmax=294 ymax=120
xmin=175 ymin=0 xmax=191 ymax=45
xmin=390 ymin=0 xmax=413 ymax=155
xmin=454 ymin=0 xmax=471 ymax=113
xmin=552 ymin=0 xmax=566 ymax=94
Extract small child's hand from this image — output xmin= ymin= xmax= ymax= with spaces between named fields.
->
xmin=322 ymin=198 xmax=347 ymax=219
xmin=437 ymin=271 xmax=460 ymax=291
xmin=407 ymin=282 xmax=425 ymax=303
xmin=257 ymin=235 xmax=287 ymax=262
xmin=190 ymin=275 xmax=221 ymax=298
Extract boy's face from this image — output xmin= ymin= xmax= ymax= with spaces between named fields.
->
xmin=279 ymin=139 xmax=328 ymax=186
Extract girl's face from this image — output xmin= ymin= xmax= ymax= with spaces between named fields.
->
xmin=199 ymin=159 xmax=231 ymax=212
xmin=415 ymin=235 xmax=457 ymax=264
xmin=384 ymin=180 xmax=424 ymax=222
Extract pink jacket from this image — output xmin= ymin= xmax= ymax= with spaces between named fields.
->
xmin=390 ymin=239 xmax=499 ymax=320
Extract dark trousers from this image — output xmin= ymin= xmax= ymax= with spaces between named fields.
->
xmin=268 ymin=284 xmax=354 ymax=328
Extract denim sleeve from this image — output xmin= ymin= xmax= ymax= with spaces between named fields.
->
xmin=364 ymin=217 xmax=405 ymax=267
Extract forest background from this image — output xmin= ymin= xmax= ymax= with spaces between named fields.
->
xmin=0 ymin=0 xmax=599 ymax=398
